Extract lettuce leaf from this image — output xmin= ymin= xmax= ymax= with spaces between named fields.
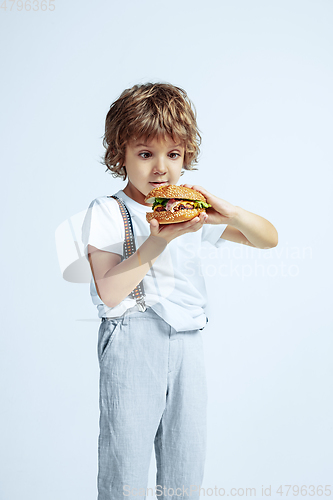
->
xmin=195 ymin=201 xmax=211 ymax=208
xmin=152 ymin=198 xmax=211 ymax=209
xmin=154 ymin=197 xmax=168 ymax=207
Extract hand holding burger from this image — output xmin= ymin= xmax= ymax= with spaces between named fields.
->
xmin=178 ymin=183 xmax=237 ymax=225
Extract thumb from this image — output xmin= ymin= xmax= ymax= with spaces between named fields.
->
xmin=150 ymin=219 xmax=159 ymax=234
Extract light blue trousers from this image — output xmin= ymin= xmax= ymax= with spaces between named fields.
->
xmin=97 ymin=306 xmax=208 ymax=499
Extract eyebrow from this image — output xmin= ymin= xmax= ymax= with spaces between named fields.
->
xmin=134 ymin=143 xmax=183 ymax=148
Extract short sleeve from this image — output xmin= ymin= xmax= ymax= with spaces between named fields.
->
xmin=81 ymin=197 xmax=124 ymax=260
xmin=201 ymin=223 xmax=228 ymax=248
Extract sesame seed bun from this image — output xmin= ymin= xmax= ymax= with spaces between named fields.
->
xmin=144 ymin=185 xmax=206 ymax=204
xmin=146 ymin=207 xmax=206 ymax=224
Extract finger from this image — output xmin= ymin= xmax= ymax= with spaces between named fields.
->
xmin=194 ymin=213 xmax=207 ymax=222
xmin=183 ymin=183 xmax=204 ymax=192
xmin=191 ymin=212 xmax=205 ymax=222
xmin=188 ymin=216 xmax=200 ymax=224
xmin=191 ymin=213 xmax=207 ymax=226
xmin=193 ymin=215 xmax=207 ymax=229
xmin=189 ymin=217 xmax=203 ymax=227
xmin=175 ymin=217 xmax=199 ymax=232
xmin=149 ymin=219 xmax=159 ymax=234
xmin=176 ymin=213 xmax=205 ymax=230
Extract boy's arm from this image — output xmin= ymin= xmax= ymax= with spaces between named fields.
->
xmin=218 ymin=224 xmax=256 ymax=247
xmin=88 ymin=235 xmax=167 ymax=308
xmin=220 ymin=207 xmax=278 ymax=249
xmin=179 ymin=183 xmax=278 ymax=249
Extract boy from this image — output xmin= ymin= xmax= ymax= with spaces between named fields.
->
xmin=81 ymin=82 xmax=278 ymax=500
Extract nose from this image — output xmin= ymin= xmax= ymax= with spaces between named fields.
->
xmin=153 ymin=156 xmax=168 ymax=176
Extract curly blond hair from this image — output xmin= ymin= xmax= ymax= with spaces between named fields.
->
xmin=100 ymin=82 xmax=202 ymax=180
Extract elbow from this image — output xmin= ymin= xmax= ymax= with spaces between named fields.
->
xmin=96 ymin=284 xmax=118 ymax=309
xmin=271 ymin=230 xmax=279 ymax=248
xmin=97 ymin=279 xmax=126 ymax=309
xmin=107 ymin=300 xmax=121 ymax=309
xmin=263 ymin=231 xmax=278 ymax=249
xmin=102 ymin=297 xmax=113 ymax=309
xmin=102 ymin=293 xmax=119 ymax=309
xmin=103 ymin=291 xmax=123 ymax=309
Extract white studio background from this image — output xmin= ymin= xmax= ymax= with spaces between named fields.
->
xmin=1 ymin=1 xmax=332 ymax=499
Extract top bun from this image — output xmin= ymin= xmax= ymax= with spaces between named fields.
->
xmin=144 ymin=184 xmax=206 ymax=204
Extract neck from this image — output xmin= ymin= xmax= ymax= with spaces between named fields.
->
xmin=123 ymin=182 xmax=153 ymax=207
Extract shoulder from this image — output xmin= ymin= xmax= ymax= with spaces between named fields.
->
xmin=88 ymin=195 xmax=121 ymax=213
xmin=82 ymin=196 xmax=123 ymax=229
xmin=90 ymin=194 xmax=117 ymax=206
xmin=81 ymin=195 xmax=124 ymax=249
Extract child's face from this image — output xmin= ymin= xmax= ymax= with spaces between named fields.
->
xmin=123 ymin=135 xmax=185 ymax=206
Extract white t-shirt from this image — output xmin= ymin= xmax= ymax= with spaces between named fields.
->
xmin=81 ymin=190 xmax=228 ymax=332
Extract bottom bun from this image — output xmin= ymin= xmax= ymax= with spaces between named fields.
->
xmin=146 ymin=208 xmax=206 ymax=224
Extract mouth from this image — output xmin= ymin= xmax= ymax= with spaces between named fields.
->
xmin=149 ymin=181 xmax=168 ymax=187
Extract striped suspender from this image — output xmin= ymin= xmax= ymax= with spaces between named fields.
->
xmin=108 ymin=195 xmax=147 ymax=312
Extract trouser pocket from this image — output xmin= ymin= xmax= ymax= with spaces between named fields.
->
xmin=97 ymin=318 xmax=122 ymax=365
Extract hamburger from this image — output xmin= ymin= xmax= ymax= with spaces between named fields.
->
xmin=144 ymin=185 xmax=212 ymax=224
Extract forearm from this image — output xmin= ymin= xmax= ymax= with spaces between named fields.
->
xmin=101 ymin=235 xmax=167 ymax=308
xmin=231 ymin=206 xmax=278 ymax=249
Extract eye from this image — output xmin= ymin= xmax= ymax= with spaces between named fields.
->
xmin=139 ymin=152 xmax=181 ymax=159
xmin=139 ymin=152 xmax=151 ymax=159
